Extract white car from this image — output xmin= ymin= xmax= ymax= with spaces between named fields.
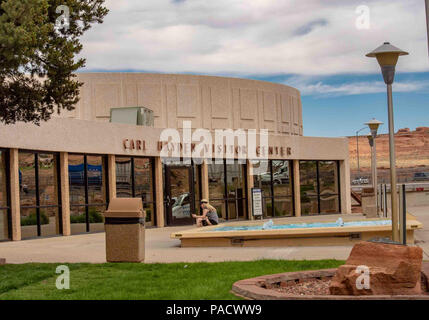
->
xmin=172 ymin=193 xmax=191 ymax=218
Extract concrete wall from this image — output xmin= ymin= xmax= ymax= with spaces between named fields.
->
xmin=58 ymin=73 xmax=304 ymax=136
xmin=0 ymin=118 xmax=347 ymax=161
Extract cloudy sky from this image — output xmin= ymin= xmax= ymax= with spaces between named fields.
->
xmin=78 ymin=0 xmax=429 ymax=137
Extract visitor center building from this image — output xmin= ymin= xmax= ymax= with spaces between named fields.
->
xmin=0 ymin=73 xmax=351 ymax=241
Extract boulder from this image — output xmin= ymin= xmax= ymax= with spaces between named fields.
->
xmin=330 ymin=241 xmax=423 ymax=296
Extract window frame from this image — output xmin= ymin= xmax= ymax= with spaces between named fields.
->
xmin=18 ymin=150 xmax=63 ymax=237
xmin=0 ymin=149 xmax=11 ymax=240
xmin=299 ymin=160 xmax=341 ymax=215
xmin=69 ymin=153 xmax=109 ymax=233
xmin=253 ymin=160 xmax=295 ymax=218
xmin=115 ymin=156 xmax=157 ymax=226
xmin=208 ymin=159 xmax=249 ymax=220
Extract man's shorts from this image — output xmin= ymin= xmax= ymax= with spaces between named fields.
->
xmin=202 ymin=219 xmax=218 ymax=226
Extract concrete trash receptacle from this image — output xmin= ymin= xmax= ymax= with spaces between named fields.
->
xmin=104 ymin=198 xmax=145 ymax=262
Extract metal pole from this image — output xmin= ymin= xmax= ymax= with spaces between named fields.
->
xmin=369 ymin=142 xmax=377 ymax=211
xmin=374 ymin=138 xmax=378 ymax=212
xmin=425 ymin=0 xmax=429 ymax=58
xmin=383 ymin=184 xmax=387 ymax=218
xmin=356 ymin=127 xmax=366 ymax=177
xmin=356 ymin=132 xmax=360 ymax=174
xmin=402 ymin=184 xmax=407 ymax=245
xmin=399 ymin=183 xmax=404 ymax=243
xmin=387 ymin=84 xmax=399 ymax=241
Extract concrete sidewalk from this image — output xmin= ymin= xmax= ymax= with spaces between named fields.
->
xmin=0 ymin=209 xmax=427 ymax=264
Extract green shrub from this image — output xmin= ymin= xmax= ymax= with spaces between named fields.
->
xmin=70 ymin=214 xmax=86 ymax=224
xmin=21 ymin=211 xmax=49 ymax=226
xmin=70 ymin=208 xmax=103 ymax=224
xmin=89 ymin=208 xmax=103 ymax=223
xmin=265 ymin=203 xmax=282 ymax=216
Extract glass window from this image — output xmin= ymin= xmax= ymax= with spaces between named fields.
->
xmin=319 ymin=161 xmax=339 ymax=195
xmin=116 ymin=157 xmax=132 ymax=197
xmin=208 ymin=160 xmax=247 ymax=220
xmin=38 ymin=153 xmax=59 ymax=237
xmin=134 ymin=158 xmax=155 ymax=225
xmin=299 ymin=161 xmax=317 ymax=196
xmin=252 ymin=160 xmax=272 ymax=197
xmin=301 ymin=196 xmax=319 ymax=215
xmin=0 ymin=150 xmax=9 ymax=240
xmin=134 ymin=158 xmax=153 ymax=202
xmin=193 ymin=164 xmax=202 ymax=215
xmin=320 ymin=194 xmax=340 ymax=214
xmin=252 ymin=160 xmax=294 ymax=218
xmin=0 ymin=209 xmax=8 ymax=241
xmin=273 ymin=197 xmax=293 ymax=217
xmin=272 ymin=160 xmax=292 ymax=197
xmin=69 ymin=154 xmax=85 ymax=205
xmin=69 ymin=154 xmax=107 ymax=234
xmin=19 ymin=151 xmax=61 ymax=239
xmin=87 ymin=156 xmax=106 ymax=205
xmin=263 ymin=197 xmax=273 ymax=218
xmin=116 ymin=157 xmax=156 ymax=226
xmin=208 ymin=163 xmax=224 ymax=200
xmin=300 ymin=160 xmax=340 ymax=215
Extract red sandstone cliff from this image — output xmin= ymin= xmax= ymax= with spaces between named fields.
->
xmin=348 ymin=127 xmax=429 ymax=170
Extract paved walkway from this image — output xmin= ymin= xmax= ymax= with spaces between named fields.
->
xmin=0 ymin=209 xmax=427 ymax=264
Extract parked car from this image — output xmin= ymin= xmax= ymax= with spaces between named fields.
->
xmin=351 ymin=177 xmax=370 ymax=185
xmin=414 ymin=172 xmax=429 ymax=181
xmin=172 ymin=193 xmax=191 ymax=218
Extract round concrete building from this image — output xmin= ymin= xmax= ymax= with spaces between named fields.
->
xmin=0 ymin=73 xmax=350 ymax=241
xmin=66 ymin=73 xmax=304 ymax=135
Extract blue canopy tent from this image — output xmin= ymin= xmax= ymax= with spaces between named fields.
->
xmin=68 ymin=164 xmax=103 ymax=185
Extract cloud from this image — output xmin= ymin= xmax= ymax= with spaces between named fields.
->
xmin=79 ymin=0 xmax=429 ymax=76
xmin=293 ymin=19 xmax=328 ymax=36
xmin=285 ymin=76 xmax=429 ymax=97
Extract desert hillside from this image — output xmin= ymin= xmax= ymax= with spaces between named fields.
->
xmin=348 ymin=127 xmax=429 ymax=170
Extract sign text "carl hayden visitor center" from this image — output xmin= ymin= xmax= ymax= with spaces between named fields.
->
xmin=0 ymin=73 xmax=351 ymax=241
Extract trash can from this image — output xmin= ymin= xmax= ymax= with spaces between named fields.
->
xmin=104 ymin=198 xmax=145 ymax=262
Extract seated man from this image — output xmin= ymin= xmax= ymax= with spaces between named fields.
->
xmin=191 ymin=199 xmax=219 ymax=227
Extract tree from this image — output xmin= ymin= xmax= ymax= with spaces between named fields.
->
xmin=0 ymin=0 xmax=108 ymax=124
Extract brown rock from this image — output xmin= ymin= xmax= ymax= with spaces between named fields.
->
xmin=397 ymin=128 xmax=410 ymax=134
xmin=0 ymin=258 xmax=5 ymax=265
xmin=329 ymin=241 xmax=423 ymax=296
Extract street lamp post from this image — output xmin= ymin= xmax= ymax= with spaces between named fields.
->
xmin=356 ymin=127 xmax=367 ymax=176
xmin=365 ymin=119 xmax=383 ymax=213
xmin=425 ymin=0 xmax=429 ymax=57
xmin=366 ymin=42 xmax=408 ymax=242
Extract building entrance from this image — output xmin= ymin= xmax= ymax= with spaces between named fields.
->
xmin=165 ymin=164 xmax=195 ymax=226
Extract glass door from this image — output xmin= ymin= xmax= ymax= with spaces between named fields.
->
xmin=226 ymin=162 xmax=247 ymax=220
xmin=165 ymin=165 xmax=195 ymax=226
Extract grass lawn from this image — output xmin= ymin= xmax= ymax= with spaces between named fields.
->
xmin=0 ymin=260 xmax=343 ymax=300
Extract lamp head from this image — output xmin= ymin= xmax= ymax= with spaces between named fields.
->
xmin=366 ymin=42 xmax=408 ymax=67
xmin=366 ymin=42 xmax=408 ymax=84
xmin=365 ymin=118 xmax=383 ymax=138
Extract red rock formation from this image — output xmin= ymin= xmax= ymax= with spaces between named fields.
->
xmin=329 ymin=241 xmax=423 ymax=296
xmin=397 ymin=128 xmax=410 ymax=134
xmin=349 ymin=127 xmax=429 ymax=169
